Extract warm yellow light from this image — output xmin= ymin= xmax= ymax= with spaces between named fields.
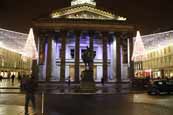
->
xmin=22 ymin=28 xmax=38 ymax=60
xmin=0 ymin=41 xmax=23 ymax=54
xmin=117 ymin=16 xmax=127 ymax=21
xmin=71 ymin=0 xmax=96 ymax=6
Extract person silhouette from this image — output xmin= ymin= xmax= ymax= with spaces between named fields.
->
xmin=68 ymin=76 xmax=71 ymax=87
xmin=11 ymin=74 xmax=15 ymax=85
xmin=23 ymin=76 xmax=37 ymax=115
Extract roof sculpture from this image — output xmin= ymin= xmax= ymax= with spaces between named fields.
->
xmin=71 ymin=0 xmax=96 ymax=6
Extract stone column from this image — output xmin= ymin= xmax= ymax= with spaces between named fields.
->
xmin=102 ymin=32 xmax=108 ymax=82
xmin=74 ymin=32 xmax=80 ymax=83
xmin=31 ymin=30 xmax=39 ymax=81
xmin=60 ymin=31 xmax=66 ymax=82
xmin=115 ymin=33 xmax=121 ymax=82
xmin=128 ymin=33 xmax=135 ymax=81
xmin=46 ymin=34 xmax=53 ymax=81
xmin=38 ymin=34 xmax=46 ymax=65
xmin=89 ymin=31 xmax=94 ymax=72
xmin=38 ymin=34 xmax=46 ymax=81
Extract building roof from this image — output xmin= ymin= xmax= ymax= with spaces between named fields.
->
xmin=33 ymin=0 xmax=134 ymax=33
xmin=0 ymin=28 xmax=28 ymax=54
xmin=51 ymin=3 xmax=126 ymax=21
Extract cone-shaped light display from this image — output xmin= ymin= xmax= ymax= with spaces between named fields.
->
xmin=22 ymin=28 xmax=38 ymax=60
xmin=132 ymin=31 xmax=146 ymax=61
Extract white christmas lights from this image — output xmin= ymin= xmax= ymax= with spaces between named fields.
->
xmin=0 ymin=28 xmax=28 ymax=54
xmin=142 ymin=30 xmax=173 ymax=53
xmin=132 ymin=31 xmax=147 ymax=61
xmin=22 ymin=28 xmax=38 ymax=60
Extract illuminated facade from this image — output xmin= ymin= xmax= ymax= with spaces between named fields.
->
xmin=32 ymin=0 xmax=135 ymax=82
xmin=134 ymin=30 xmax=173 ymax=78
xmin=0 ymin=28 xmax=31 ymax=77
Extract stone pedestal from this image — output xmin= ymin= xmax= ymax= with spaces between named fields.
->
xmin=80 ymin=70 xmax=96 ymax=92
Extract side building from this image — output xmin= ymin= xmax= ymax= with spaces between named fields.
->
xmin=0 ymin=28 xmax=31 ymax=78
xmin=134 ymin=30 xmax=173 ymax=79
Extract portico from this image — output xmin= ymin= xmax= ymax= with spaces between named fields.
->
xmin=32 ymin=0 xmax=135 ymax=82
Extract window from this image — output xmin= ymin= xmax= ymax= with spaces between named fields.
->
xmin=70 ymin=49 xmax=74 ymax=59
xmin=93 ymin=51 xmax=96 ymax=58
xmin=81 ymin=49 xmax=86 ymax=54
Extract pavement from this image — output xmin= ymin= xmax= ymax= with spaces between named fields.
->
xmin=0 ymin=79 xmax=132 ymax=115
xmin=0 ymin=79 xmax=172 ymax=115
xmin=0 ymin=78 xmax=134 ymax=94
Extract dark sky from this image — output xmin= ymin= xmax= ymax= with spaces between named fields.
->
xmin=0 ymin=0 xmax=173 ymax=35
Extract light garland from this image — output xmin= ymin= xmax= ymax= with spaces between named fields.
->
xmin=132 ymin=30 xmax=173 ymax=62
xmin=142 ymin=30 xmax=173 ymax=52
xmin=22 ymin=28 xmax=38 ymax=60
xmin=132 ymin=31 xmax=147 ymax=61
xmin=0 ymin=28 xmax=27 ymax=54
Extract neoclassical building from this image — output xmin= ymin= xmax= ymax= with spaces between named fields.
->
xmin=32 ymin=0 xmax=135 ymax=82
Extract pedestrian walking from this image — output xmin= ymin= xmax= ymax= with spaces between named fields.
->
xmin=101 ymin=77 xmax=104 ymax=86
xmin=68 ymin=76 xmax=71 ymax=87
xmin=18 ymin=74 xmax=21 ymax=82
xmin=11 ymin=74 xmax=15 ymax=85
xmin=0 ymin=75 xmax=3 ymax=82
xmin=23 ymin=75 xmax=38 ymax=115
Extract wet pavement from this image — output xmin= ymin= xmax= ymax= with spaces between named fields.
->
xmin=0 ymin=79 xmax=20 ymax=88
xmin=0 ymin=94 xmax=41 ymax=115
xmin=44 ymin=93 xmax=173 ymax=115
xmin=0 ymin=79 xmax=173 ymax=115
xmin=0 ymin=93 xmax=172 ymax=115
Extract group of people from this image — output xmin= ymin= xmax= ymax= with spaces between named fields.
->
xmin=0 ymin=74 xmax=21 ymax=84
xmin=0 ymin=74 xmax=16 ymax=84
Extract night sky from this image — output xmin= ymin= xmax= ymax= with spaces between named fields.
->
xmin=0 ymin=0 xmax=173 ymax=35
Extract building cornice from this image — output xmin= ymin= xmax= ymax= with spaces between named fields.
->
xmin=33 ymin=18 xmax=134 ymax=32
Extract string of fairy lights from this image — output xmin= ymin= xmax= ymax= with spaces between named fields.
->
xmin=142 ymin=31 xmax=173 ymax=52
xmin=132 ymin=30 xmax=173 ymax=62
xmin=0 ymin=28 xmax=28 ymax=54
xmin=0 ymin=28 xmax=38 ymax=60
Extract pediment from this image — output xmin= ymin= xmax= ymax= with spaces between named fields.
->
xmin=51 ymin=4 xmax=126 ymax=21
xmin=61 ymin=10 xmax=114 ymax=20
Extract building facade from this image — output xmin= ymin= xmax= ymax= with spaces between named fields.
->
xmin=134 ymin=30 xmax=173 ymax=79
xmin=32 ymin=0 xmax=135 ymax=82
xmin=0 ymin=28 xmax=31 ymax=78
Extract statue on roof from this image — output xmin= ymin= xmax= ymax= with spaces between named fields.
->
xmin=71 ymin=0 xmax=96 ymax=6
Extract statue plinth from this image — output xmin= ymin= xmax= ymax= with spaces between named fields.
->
xmin=80 ymin=70 xmax=96 ymax=91
xmin=79 ymin=47 xmax=96 ymax=92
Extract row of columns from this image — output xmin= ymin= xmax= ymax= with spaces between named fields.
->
xmin=36 ymin=30 xmax=134 ymax=82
